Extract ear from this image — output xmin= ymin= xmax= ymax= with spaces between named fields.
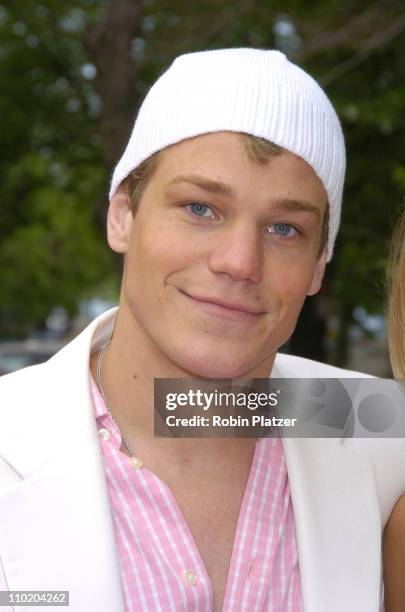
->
xmin=107 ymin=185 xmax=134 ymax=253
xmin=307 ymin=248 xmax=327 ymax=296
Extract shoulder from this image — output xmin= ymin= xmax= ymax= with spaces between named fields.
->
xmin=0 ymin=361 xmax=48 ymax=398
xmin=0 ymin=359 xmax=63 ymax=457
xmin=0 ymin=309 xmax=115 ymax=447
xmin=0 ymin=307 xmax=118 ymax=402
xmin=0 ymin=310 xmax=118 ymax=475
xmin=274 ymin=355 xmax=405 ymax=526
xmin=273 ymin=352 xmax=372 ymax=378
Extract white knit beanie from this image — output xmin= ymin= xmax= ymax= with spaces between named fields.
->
xmin=110 ymin=48 xmax=346 ymax=260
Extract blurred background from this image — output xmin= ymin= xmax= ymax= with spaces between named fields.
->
xmin=1 ymin=0 xmax=404 ymax=376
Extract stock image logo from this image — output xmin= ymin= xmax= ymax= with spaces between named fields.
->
xmin=154 ymin=378 xmax=405 ymax=438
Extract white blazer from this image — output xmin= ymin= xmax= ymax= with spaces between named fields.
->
xmin=0 ymin=308 xmax=404 ymax=612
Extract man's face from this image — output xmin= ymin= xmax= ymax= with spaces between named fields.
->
xmin=109 ymin=132 xmax=328 ymax=378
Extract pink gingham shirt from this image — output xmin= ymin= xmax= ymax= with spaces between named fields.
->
xmin=91 ymin=377 xmax=303 ymax=611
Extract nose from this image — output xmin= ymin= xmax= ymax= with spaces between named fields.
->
xmin=208 ymin=222 xmax=263 ymax=283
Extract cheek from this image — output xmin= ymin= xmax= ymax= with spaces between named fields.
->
xmin=124 ymin=223 xmax=192 ymax=295
xmin=272 ymin=262 xmax=316 ymax=301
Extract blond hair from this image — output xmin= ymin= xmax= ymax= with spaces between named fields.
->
xmin=388 ymin=208 xmax=405 ymax=377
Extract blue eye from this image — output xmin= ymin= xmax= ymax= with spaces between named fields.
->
xmin=187 ymin=202 xmax=215 ymax=218
xmin=266 ymin=223 xmax=297 ymax=237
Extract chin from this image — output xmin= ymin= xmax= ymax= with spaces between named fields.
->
xmin=186 ymin=363 xmax=249 ymax=380
xmin=175 ymin=347 xmax=262 ymax=380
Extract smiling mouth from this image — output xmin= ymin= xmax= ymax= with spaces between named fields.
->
xmin=179 ymin=290 xmax=265 ymax=321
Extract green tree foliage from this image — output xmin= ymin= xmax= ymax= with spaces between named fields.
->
xmin=0 ymin=1 xmax=115 ymax=336
xmin=1 ymin=0 xmax=404 ymax=359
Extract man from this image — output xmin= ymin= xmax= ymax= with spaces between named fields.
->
xmin=0 ymin=48 xmax=404 ymax=612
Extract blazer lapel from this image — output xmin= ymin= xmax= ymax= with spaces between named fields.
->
xmin=0 ymin=309 xmax=384 ymax=611
xmin=282 ymin=436 xmax=382 ymax=612
xmin=0 ymin=309 xmax=124 ymax=612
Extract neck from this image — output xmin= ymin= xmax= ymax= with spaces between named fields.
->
xmin=90 ymin=305 xmax=276 ymax=466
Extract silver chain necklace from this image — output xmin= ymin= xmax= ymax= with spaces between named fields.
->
xmin=96 ymin=343 xmax=134 ymax=458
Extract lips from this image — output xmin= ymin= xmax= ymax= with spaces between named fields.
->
xmin=179 ymin=289 xmax=265 ymax=320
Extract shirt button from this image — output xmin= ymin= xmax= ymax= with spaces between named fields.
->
xmin=183 ymin=570 xmax=198 ymax=585
xmin=129 ymin=457 xmax=143 ymax=470
xmin=98 ymin=428 xmax=111 ymax=441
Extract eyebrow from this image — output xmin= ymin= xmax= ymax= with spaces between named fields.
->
xmin=168 ymin=174 xmax=234 ymax=198
xmin=168 ymin=173 xmax=322 ymax=219
xmin=269 ymin=198 xmax=322 ymax=220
